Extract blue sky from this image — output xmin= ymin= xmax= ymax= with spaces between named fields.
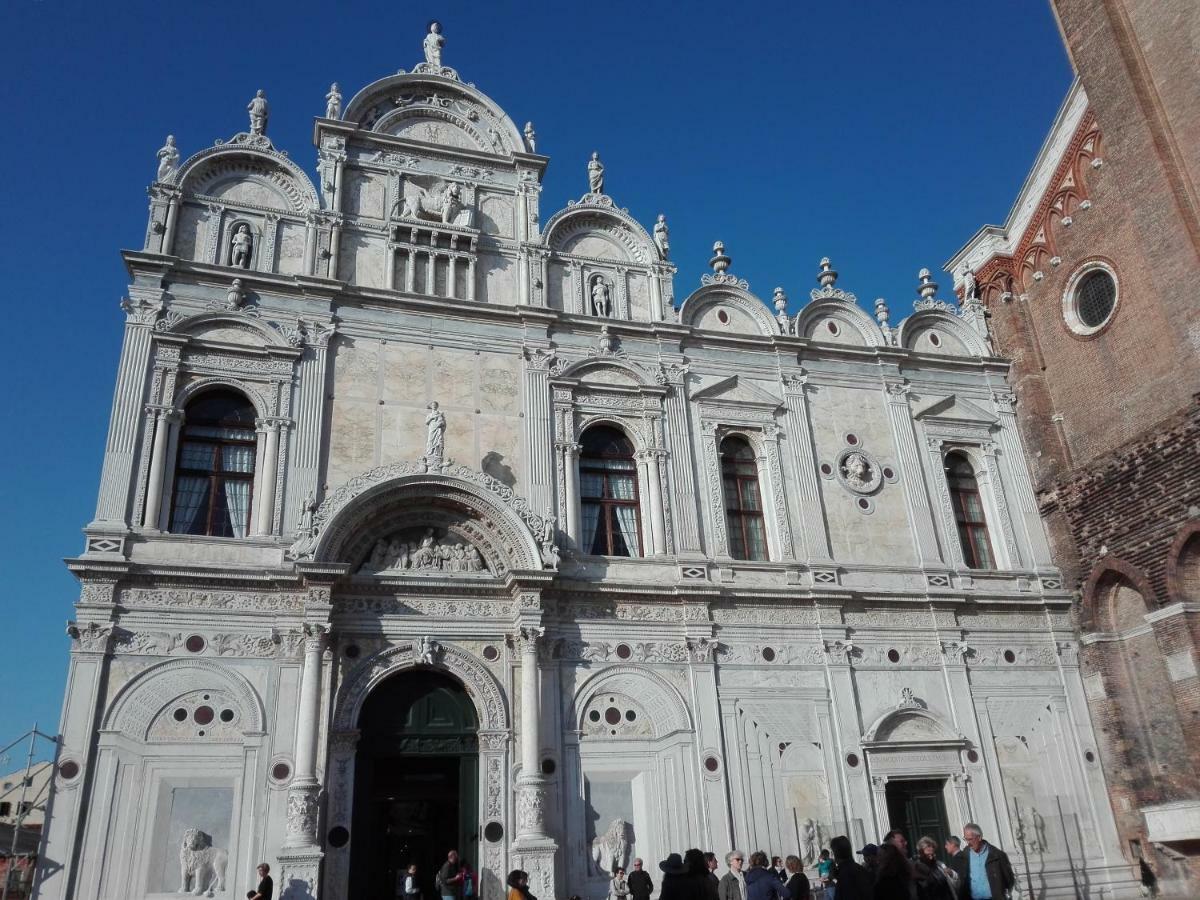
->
xmin=1 ymin=0 xmax=1071 ymax=739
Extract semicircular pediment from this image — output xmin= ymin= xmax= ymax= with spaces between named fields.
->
xmin=376 ymin=108 xmax=492 ymax=153
xmin=181 ymin=156 xmax=313 ymax=215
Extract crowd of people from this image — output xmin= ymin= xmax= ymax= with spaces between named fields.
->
xmin=592 ymin=823 xmax=1015 ymax=900
xmin=414 ymin=822 xmax=1016 ymax=900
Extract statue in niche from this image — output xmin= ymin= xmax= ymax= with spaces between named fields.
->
xmin=230 ymin=225 xmax=253 ymax=269
xmin=588 ymin=151 xmax=605 ymax=194
xmin=960 ymin=262 xmax=978 ymax=302
xmin=297 ymin=492 xmax=317 ymax=536
xmin=524 ymin=121 xmax=537 ymax=152
xmin=325 ymin=82 xmax=342 ymax=119
xmin=424 ymin=401 xmax=446 ymax=464
xmin=156 ymin=135 xmax=179 ymax=182
xmin=178 ymin=827 xmax=228 ymax=896
xmin=841 ymin=451 xmax=872 ymax=491
xmin=654 ymin=213 xmax=670 ymax=259
xmin=800 ymin=818 xmax=819 ymax=867
xmin=591 ymin=819 xmax=631 ymax=877
xmin=591 ymin=277 xmax=613 ymax=317
xmin=247 ymin=89 xmax=269 ymax=136
xmin=423 ymin=21 xmax=445 ymax=67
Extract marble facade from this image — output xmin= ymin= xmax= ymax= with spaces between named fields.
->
xmin=41 ymin=26 xmax=1140 ymax=900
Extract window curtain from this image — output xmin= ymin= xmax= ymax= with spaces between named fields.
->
xmin=222 ymin=445 xmax=255 ymax=538
xmin=171 ymin=477 xmax=209 ymax=533
xmin=613 ymin=505 xmax=640 ymax=558
xmin=581 ymin=503 xmax=601 ymax=555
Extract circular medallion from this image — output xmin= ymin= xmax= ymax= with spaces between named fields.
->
xmin=835 ymin=447 xmax=882 ymax=495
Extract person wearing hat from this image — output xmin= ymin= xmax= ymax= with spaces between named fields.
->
xmin=718 ymin=851 xmax=746 ymax=900
xmin=658 ymin=852 xmax=689 ymax=900
xmin=857 ymin=843 xmax=880 ymax=879
xmin=829 ymin=836 xmax=872 ymax=900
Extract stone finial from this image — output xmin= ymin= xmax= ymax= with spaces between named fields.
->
xmin=709 ymin=241 xmax=731 ymax=274
xmin=773 ymin=287 xmax=788 ymax=313
xmin=874 ymin=297 xmax=890 ymax=328
xmin=325 ymin=83 xmax=342 ymax=119
xmin=225 ymin=278 xmax=246 ymax=310
xmin=524 ymin=121 xmax=537 ymax=153
xmin=247 ymin=89 xmax=269 ymax=136
xmin=817 ymin=257 xmax=838 ymax=288
xmin=917 ymin=267 xmax=939 ymax=300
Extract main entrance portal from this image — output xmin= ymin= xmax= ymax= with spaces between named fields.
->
xmin=885 ymin=779 xmax=952 ymax=859
xmin=351 ymin=670 xmax=480 ymax=899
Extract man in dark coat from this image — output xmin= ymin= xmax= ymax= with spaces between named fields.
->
xmin=628 ymin=858 xmax=654 ymax=900
xmin=743 ymin=852 xmax=789 ymax=900
xmin=829 ymin=836 xmax=873 ymax=900
xmin=950 ymin=824 xmax=1015 ymax=900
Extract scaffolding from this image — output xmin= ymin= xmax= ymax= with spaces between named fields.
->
xmin=0 ymin=726 xmax=58 ymax=900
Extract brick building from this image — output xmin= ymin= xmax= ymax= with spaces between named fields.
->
xmin=946 ymin=2 xmax=1200 ymax=894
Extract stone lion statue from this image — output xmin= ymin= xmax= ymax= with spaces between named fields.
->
xmin=591 ymin=818 xmax=631 ymax=877
xmin=178 ymin=827 xmax=228 ymax=896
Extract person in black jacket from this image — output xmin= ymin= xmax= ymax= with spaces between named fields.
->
xmin=628 ymin=858 xmax=654 ymax=900
xmin=782 ymin=855 xmax=810 ymax=900
xmin=743 ymin=852 xmax=789 ymax=900
xmin=829 ymin=836 xmax=873 ymax=900
xmin=949 ymin=824 xmax=1014 ymax=900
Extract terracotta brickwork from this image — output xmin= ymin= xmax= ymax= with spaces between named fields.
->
xmin=951 ymin=1 xmax=1200 ymax=893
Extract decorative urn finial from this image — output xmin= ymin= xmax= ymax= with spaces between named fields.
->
xmin=874 ymin=297 xmax=890 ymax=327
xmin=917 ymin=267 xmax=939 ymax=300
xmin=773 ymin=287 xmax=788 ymax=314
xmin=817 ymin=257 xmax=838 ymax=288
xmin=710 ymin=241 xmax=731 ymax=274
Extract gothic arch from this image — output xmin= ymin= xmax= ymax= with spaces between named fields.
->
xmin=897 ymin=309 xmax=990 ymax=357
xmin=174 ymin=145 xmax=319 ymax=215
xmin=333 ymin=640 xmax=509 ymax=733
xmin=103 ymin=657 xmax=266 ymax=740
xmin=794 ymin=299 xmax=886 ymax=347
xmin=1080 ymin=558 xmax=1156 ymax=633
xmin=679 ymin=285 xmax=777 ymax=337
xmin=1166 ymin=520 xmax=1200 ymax=603
xmin=301 ymin=465 xmax=547 ymax=571
xmin=571 ymin=665 xmax=692 ymax=737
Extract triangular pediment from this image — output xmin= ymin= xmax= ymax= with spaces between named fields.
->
xmin=912 ymin=394 xmax=998 ymax=427
xmin=691 ymin=375 xmax=783 ymax=409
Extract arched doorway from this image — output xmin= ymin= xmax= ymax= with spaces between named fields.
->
xmin=350 ymin=669 xmax=479 ymax=899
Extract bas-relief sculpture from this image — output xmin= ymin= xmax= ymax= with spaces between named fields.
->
xmin=48 ymin=21 xmax=1142 ymax=900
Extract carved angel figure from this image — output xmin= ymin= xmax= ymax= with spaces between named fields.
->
xmin=423 ymin=21 xmax=445 ymax=66
xmin=156 ymin=135 xmax=179 ymax=181
xmin=591 ymin=819 xmax=630 ymax=877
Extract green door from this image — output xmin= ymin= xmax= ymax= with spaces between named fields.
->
xmin=885 ymin=779 xmax=952 ymax=860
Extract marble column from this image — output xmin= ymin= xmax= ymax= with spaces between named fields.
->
xmin=781 ymin=374 xmax=833 ymax=561
xmin=303 ymin=213 xmax=318 ymax=276
xmin=557 ymin=441 xmax=581 ymax=549
xmin=163 ymin=195 xmax=180 ymax=255
xmin=512 ymin=625 xmax=558 ymax=900
xmin=662 ymin=369 xmax=703 ymax=553
xmin=642 ymin=451 xmax=667 ymax=555
xmin=254 ymin=418 xmax=282 ymax=536
xmin=286 ymin=623 xmax=327 ymax=849
xmin=142 ymin=407 xmax=180 ymax=530
xmin=883 ymin=381 xmax=944 ymax=566
xmin=522 ymin=351 xmax=555 ymax=516
xmin=285 ymin=324 xmax=334 ymax=533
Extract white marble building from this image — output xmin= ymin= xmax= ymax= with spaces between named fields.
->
xmin=41 ymin=26 xmax=1140 ymax=900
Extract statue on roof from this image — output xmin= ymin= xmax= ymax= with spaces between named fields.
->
xmin=325 ymin=83 xmax=342 ymax=119
xmin=247 ymin=90 xmax=269 ymax=136
xmin=588 ymin=152 xmax=605 ymax=195
xmin=654 ymin=214 xmax=670 ymax=259
xmin=156 ymin=135 xmax=179 ymax=182
xmin=524 ymin=121 xmax=537 ymax=153
xmin=960 ymin=263 xmax=978 ymax=303
xmin=424 ymin=22 xmax=445 ymax=67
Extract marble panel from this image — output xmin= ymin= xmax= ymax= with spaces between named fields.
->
xmin=478 ymin=353 xmax=521 ymax=415
xmin=345 ymin=170 xmax=385 ymax=220
xmin=381 ymin=342 xmax=430 ymax=403
xmin=627 ymin=274 xmax=651 ymax=322
xmin=328 ymin=399 xmax=378 ymax=485
xmin=340 ymin=232 xmax=385 ymax=289
xmin=332 ymin=337 xmax=380 ymax=401
xmin=276 ymin=221 xmax=307 ymax=275
xmin=150 ymin=784 xmax=234 ymax=893
xmin=477 ymin=415 xmax=522 ymax=490
xmin=432 ymin=348 xmax=477 ymax=408
xmin=478 ymin=192 xmax=514 ymax=237
xmin=174 ymin=204 xmax=205 ymax=261
xmin=483 ymin=253 xmax=516 ymax=305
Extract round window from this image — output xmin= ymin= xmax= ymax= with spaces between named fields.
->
xmin=327 ymin=826 xmax=350 ymax=848
xmin=1064 ymin=265 xmax=1118 ymax=335
xmin=58 ymin=760 xmax=81 ymax=780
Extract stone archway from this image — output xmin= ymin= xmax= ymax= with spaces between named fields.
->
xmin=323 ymin=642 xmax=511 ymax=900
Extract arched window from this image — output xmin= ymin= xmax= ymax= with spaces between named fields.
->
xmin=945 ymin=451 xmax=995 ymax=569
xmin=721 ymin=435 xmax=768 ymax=560
xmin=170 ymin=391 xmax=257 ymax=537
xmin=579 ymin=425 xmax=641 ymax=557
